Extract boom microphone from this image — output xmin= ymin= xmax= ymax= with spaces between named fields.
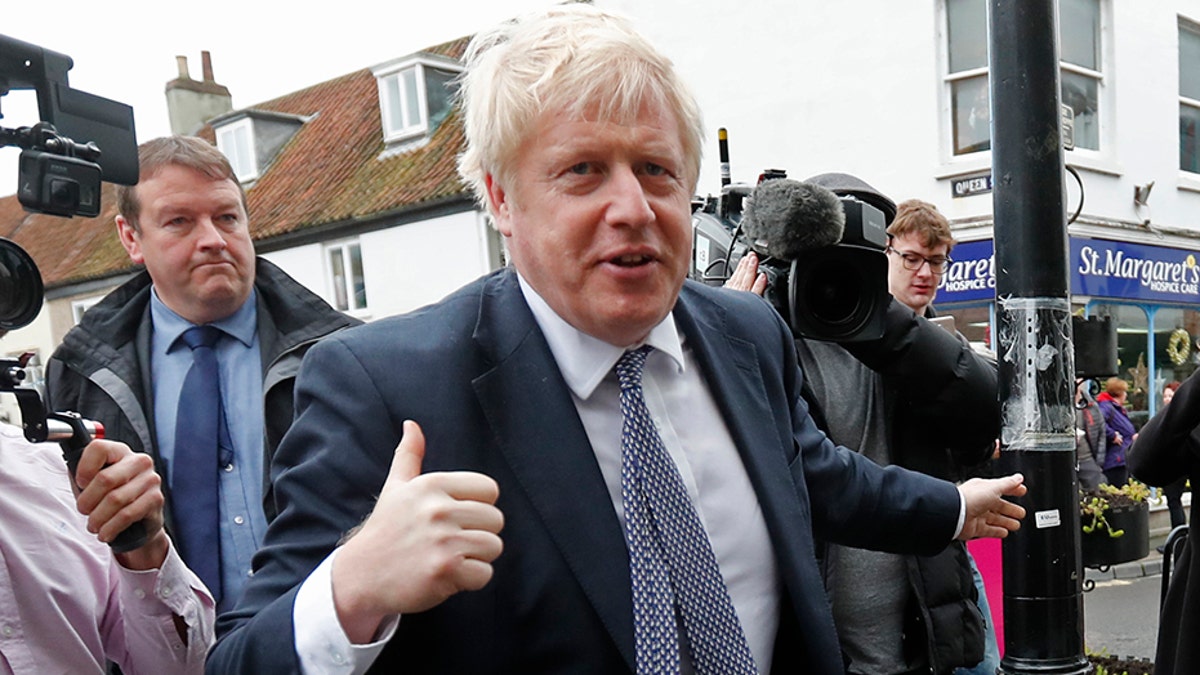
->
xmin=740 ymin=179 xmax=846 ymax=260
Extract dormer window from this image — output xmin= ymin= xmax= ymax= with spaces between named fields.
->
xmin=211 ymin=110 xmax=306 ymax=184
xmin=215 ymin=117 xmax=258 ymax=181
xmin=373 ymin=57 xmax=462 ymax=144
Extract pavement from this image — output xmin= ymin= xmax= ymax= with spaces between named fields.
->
xmin=1084 ymin=550 xmax=1164 ymax=583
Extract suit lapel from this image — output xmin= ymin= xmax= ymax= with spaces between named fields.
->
xmin=470 ymin=271 xmax=636 ymax=669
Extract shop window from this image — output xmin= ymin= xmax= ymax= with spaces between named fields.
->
xmin=1180 ymin=20 xmax=1200 ymax=173
xmin=942 ymin=305 xmax=993 ymax=353
xmin=944 ymin=0 xmax=1105 ymax=156
xmin=1150 ymin=306 xmax=1200 ymax=409
xmin=1089 ymin=303 xmax=1150 ymax=427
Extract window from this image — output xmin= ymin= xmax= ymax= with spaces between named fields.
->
xmin=326 ymin=241 xmax=368 ymax=312
xmin=215 ymin=118 xmax=257 ymax=181
xmin=944 ymin=0 xmax=1104 ymax=156
xmin=947 ymin=0 xmax=990 ymax=155
xmin=71 ymin=296 xmax=104 ymax=324
xmin=1180 ymin=21 xmax=1200 ymax=173
xmin=1060 ymin=0 xmax=1102 ymax=150
xmin=374 ymin=58 xmax=462 ymax=143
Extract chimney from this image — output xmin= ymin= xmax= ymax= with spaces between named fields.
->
xmin=165 ymin=51 xmax=233 ymax=135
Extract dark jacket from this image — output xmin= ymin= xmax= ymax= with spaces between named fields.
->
xmin=1097 ymin=392 xmax=1136 ymax=472
xmin=45 ymin=258 xmax=360 ymax=526
xmin=802 ymin=299 xmax=999 ymax=674
xmin=208 ymin=271 xmax=964 ymax=674
xmin=1127 ymin=369 xmax=1200 ymax=675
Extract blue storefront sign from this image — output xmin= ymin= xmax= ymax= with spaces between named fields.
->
xmin=936 ymin=239 xmax=996 ymax=304
xmin=935 ymin=237 xmax=1200 ymax=306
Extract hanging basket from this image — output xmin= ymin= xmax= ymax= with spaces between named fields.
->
xmin=1081 ymin=501 xmax=1150 ymax=568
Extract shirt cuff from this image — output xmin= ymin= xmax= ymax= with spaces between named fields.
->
xmin=117 ymin=538 xmax=213 ymax=622
xmin=294 ymin=548 xmax=399 ymax=675
xmin=953 ymin=487 xmax=967 ymax=539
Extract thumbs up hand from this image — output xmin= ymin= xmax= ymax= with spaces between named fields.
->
xmin=332 ymin=420 xmax=504 ymax=643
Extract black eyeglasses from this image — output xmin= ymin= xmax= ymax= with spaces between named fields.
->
xmin=886 ymin=246 xmax=951 ymax=275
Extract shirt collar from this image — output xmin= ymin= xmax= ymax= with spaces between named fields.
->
xmin=516 ymin=273 xmax=685 ymax=401
xmin=150 ymin=287 xmax=258 ymax=352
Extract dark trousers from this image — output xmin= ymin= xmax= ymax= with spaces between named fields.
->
xmin=1164 ymin=477 xmax=1189 ymax=529
xmin=1104 ymin=465 xmax=1129 ymax=488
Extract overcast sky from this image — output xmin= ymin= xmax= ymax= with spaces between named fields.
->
xmin=0 ymin=0 xmax=563 ymax=198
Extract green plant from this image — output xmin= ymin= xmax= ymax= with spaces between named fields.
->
xmin=1081 ymin=480 xmax=1150 ymax=539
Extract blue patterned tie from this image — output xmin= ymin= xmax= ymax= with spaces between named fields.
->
xmin=173 ymin=325 xmax=223 ymax=602
xmin=617 ymin=346 xmax=757 ymax=675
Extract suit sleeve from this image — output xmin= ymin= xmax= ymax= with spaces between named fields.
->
xmin=759 ymin=300 xmax=963 ymax=554
xmin=1129 ymin=370 xmax=1200 ymax=487
xmin=207 ymin=335 xmax=402 ymax=673
xmin=841 ymin=298 xmax=999 ymax=474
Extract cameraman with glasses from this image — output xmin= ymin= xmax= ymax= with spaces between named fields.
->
xmin=885 ymin=201 xmax=953 ymax=320
xmin=728 ymin=190 xmax=1000 ymax=675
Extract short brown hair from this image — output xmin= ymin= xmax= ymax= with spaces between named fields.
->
xmin=1105 ymin=377 xmax=1129 ymax=396
xmin=887 ymin=199 xmax=955 ymax=252
xmin=116 ymin=136 xmax=247 ymax=231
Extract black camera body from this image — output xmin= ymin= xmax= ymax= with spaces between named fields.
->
xmin=690 ymin=175 xmax=891 ymax=342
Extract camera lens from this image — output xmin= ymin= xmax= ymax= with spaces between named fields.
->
xmin=0 ymin=239 xmax=44 ymax=330
xmin=803 ymin=267 xmax=864 ymax=328
xmin=789 ymin=246 xmax=890 ymax=342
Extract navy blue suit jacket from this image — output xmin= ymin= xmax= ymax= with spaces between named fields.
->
xmin=207 ymin=268 xmax=961 ymax=674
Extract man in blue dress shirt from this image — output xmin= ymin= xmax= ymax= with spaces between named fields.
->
xmin=47 ymin=135 xmax=359 ymax=613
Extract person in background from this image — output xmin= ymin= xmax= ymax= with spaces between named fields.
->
xmin=1076 ymin=379 xmax=1108 ymax=492
xmin=728 ymin=192 xmax=1001 ymax=674
xmin=0 ymin=422 xmax=213 ymax=674
xmin=1159 ymin=381 xmax=1188 ymax=532
xmin=1128 ymin=372 xmax=1200 ymax=673
xmin=1096 ymin=377 xmax=1137 ymax=487
xmin=46 ymin=136 xmax=360 ymax=615
xmin=206 ymin=6 xmax=1027 ymax=673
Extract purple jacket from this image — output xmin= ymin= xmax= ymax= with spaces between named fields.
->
xmin=1096 ymin=392 xmax=1136 ymax=470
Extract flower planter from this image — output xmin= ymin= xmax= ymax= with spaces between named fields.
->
xmin=1081 ymin=501 xmax=1150 ymax=568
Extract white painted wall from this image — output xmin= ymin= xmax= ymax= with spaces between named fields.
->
xmin=261 ymin=209 xmax=499 ymax=323
xmin=603 ymin=0 xmax=1200 ymax=235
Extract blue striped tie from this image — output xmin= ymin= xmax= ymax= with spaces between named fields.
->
xmin=617 ymin=346 xmax=757 ymax=674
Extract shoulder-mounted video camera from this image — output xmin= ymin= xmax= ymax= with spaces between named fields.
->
xmin=0 ymin=35 xmax=145 ymax=551
xmin=689 ymin=136 xmax=894 ymax=342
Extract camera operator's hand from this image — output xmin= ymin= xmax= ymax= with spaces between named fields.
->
xmin=956 ymin=473 xmax=1027 ymax=540
xmin=73 ymin=439 xmax=169 ymax=571
xmin=724 ymin=251 xmax=768 ymax=296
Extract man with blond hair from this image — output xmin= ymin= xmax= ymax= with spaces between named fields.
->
xmin=208 ymin=6 xmax=1026 ymax=674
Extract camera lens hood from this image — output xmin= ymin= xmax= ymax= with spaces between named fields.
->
xmin=0 ymin=238 xmax=44 ymax=330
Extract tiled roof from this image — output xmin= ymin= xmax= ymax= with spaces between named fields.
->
xmin=0 ymin=35 xmax=473 ymax=290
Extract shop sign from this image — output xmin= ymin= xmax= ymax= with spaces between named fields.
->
xmin=935 ymin=237 xmax=1200 ymax=306
xmin=1072 ymin=237 xmax=1200 ymax=303
xmin=936 ymin=239 xmax=996 ymax=304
